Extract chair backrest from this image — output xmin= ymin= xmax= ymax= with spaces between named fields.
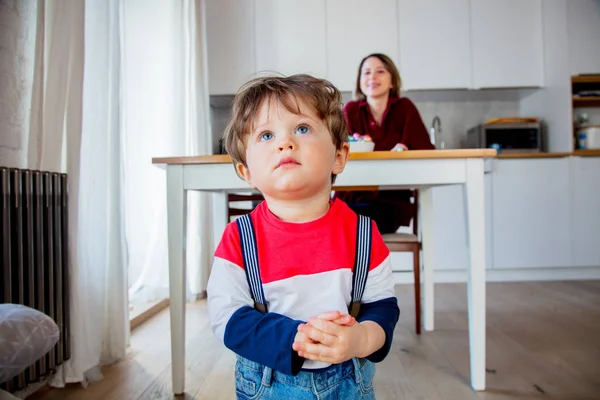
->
xmin=227 ymin=190 xmax=419 ymax=235
xmin=227 ymin=192 xmax=264 ymax=220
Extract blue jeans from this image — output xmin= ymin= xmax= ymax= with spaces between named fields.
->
xmin=234 ymin=356 xmax=376 ymax=399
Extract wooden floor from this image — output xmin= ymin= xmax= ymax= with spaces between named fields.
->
xmin=36 ymin=281 xmax=600 ymax=400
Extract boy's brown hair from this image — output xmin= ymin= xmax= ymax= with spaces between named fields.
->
xmin=222 ymin=74 xmax=349 ymax=182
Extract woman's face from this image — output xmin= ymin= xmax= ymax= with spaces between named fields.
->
xmin=360 ymin=56 xmax=393 ymax=100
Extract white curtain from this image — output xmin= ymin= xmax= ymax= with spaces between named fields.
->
xmin=123 ymin=0 xmax=213 ymax=305
xmin=24 ymin=0 xmax=213 ymax=388
xmin=27 ymin=0 xmax=129 ymax=386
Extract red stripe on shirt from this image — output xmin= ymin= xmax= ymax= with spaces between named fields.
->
xmin=214 ymin=199 xmax=390 ymax=284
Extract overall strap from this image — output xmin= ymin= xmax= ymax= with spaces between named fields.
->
xmin=349 ymin=214 xmax=372 ymax=318
xmin=236 ymin=214 xmax=268 ymax=313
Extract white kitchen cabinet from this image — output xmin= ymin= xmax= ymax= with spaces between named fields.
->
xmin=470 ymin=0 xmax=544 ymax=89
xmin=206 ymin=0 xmax=256 ymax=95
xmin=398 ymin=0 xmax=472 ymax=91
xmin=427 ymin=174 xmax=493 ymax=271
xmin=570 ymin=157 xmax=600 ymax=267
xmin=431 ymin=185 xmax=468 ymax=271
xmin=567 ymin=0 xmax=600 ymax=75
xmin=325 ymin=0 xmax=399 ymax=92
xmin=255 ymin=0 xmax=327 ymax=78
xmin=390 ymin=175 xmax=493 ymax=273
xmin=492 ymin=158 xmax=571 ymax=269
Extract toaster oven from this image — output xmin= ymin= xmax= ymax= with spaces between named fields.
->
xmin=466 ymin=121 xmax=544 ymax=153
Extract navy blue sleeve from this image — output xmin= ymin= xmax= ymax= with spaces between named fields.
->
xmin=224 ymin=306 xmax=306 ymax=375
xmin=357 ymin=297 xmax=400 ymax=362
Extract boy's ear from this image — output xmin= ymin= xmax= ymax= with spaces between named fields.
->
xmin=236 ymin=162 xmax=253 ymax=185
xmin=332 ymin=142 xmax=350 ymax=176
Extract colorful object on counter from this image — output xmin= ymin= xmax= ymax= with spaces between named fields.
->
xmin=489 ymin=143 xmax=502 ymax=154
xmin=577 ymin=125 xmax=600 ymax=149
xmin=348 ymin=133 xmax=375 ymax=152
xmin=348 ymin=133 xmax=373 ymax=142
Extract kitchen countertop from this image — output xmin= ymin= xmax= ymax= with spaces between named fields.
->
xmin=152 ymin=149 xmax=600 ymax=165
xmin=152 ymin=149 xmax=497 ymax=165
xmin=496 ymin=149 xmax=600 ymax=159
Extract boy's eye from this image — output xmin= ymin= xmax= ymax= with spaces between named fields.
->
xmin=296 ymin=125 xmax=311 ymax=135
xmin=259 ymin=132 xmax=274 ymax=141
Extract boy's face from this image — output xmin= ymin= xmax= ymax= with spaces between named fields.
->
xmin=236 ymin=96 xmax=349 ymax=200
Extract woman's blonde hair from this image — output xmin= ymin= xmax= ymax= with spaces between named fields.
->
xmin=222 ymin=74 xmax=348 ymax=181
xmin=354 ymin=53 xmax=402 ymax=100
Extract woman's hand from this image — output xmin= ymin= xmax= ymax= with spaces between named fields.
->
xmin=391 ymin=143 xmax=408 ymax=152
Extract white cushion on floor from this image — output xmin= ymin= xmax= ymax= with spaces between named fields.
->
xmin=0 ymin=304 xmax=59 ymax=384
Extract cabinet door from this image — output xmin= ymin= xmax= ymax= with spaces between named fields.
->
xmin=255 ymin=0 xmax=327 ymax=78
xmin=390 ymin=176 xmax=493 ymax=273
xmin=571 ymin=157 xmax=600 ymax=267
xmin=470 ymin=0 xmax=544 ymax=88
xmin=429 ymin=174 xmax=493 ymax=271
xmin=326 ymin=0 xmax=399 ymax=92
xmin=206 ymin=0 xmax=256 ymax=95
xmin=567 ymin=0 xmax=600 ymax=75
xmin=398 ymin=0 xmax=471 ymax=90
xmin=431 ymin=185 xmax=467 ymax=270
xmin=492 ymin=159 xmax=571 ymax=269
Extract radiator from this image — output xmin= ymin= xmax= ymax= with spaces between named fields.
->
xmin=1 ymin=167 xmax=71 ymax=393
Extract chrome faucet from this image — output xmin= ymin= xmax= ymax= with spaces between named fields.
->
xmin=430 ymin=116 xmax=444 ymax=149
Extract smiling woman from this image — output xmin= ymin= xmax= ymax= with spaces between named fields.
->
xmin=334 ymin=53 xmax=435 ymax=234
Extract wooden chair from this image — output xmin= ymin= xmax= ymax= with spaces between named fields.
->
xmin=227 ymin=192 xmax=265 ymax=221
xmin=226 ymin=190 xmax=423 ymax=334
xmin=381 ymin=190 xmax=422 ymax=334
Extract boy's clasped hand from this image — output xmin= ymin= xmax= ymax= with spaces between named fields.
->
xmin=293 ymin=311 xmax=370 ymax=364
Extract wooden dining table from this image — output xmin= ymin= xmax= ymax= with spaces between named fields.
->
xmin=152 ymin=149 xmax=497 ymax=395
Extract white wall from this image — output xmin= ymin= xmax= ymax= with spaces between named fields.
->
xmin=406 ymin=99 xmax=519 ymax=149
xmin=0 ymin=0 xmax=37 ymax=168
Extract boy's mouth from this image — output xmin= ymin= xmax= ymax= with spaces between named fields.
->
xmin=276 ymin=156 xmax=301 ymax=169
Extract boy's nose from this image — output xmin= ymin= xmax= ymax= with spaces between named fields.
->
xmin=278 ymin=137 xmax=295 ymax=151
xmin=279 ymin=143 xmax=294 ymax=150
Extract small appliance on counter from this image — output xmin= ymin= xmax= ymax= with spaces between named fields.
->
xmin=576 ymin=125 xmax=600 ymax=149
xmin=465 ymin=118 xmax=544 ymax=153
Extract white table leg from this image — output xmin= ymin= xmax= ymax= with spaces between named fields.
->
xmin=420 ymin=187 xmax=435 ymax=331
xmin=463 ymin=158 xmax=486 ymax=391
xmin=166 ymin=165 xmax=187 ymax=395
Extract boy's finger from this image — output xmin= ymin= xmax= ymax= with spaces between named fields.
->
xmin=300 ymin=323 xmax=336 ymax=346
xmin=294 ymin=330 xmax=314 ymax=344
xmin=307 ymin=317 xmax=342 ymax=336
xmin=298 ymin=344 xmax=348 ymax=364
xmin=297 ymin=324 xmax=323 ymax=345
xmin=296 ymin=341 xmax=335 ymax=361
xmin=314 ymin=311 xmax=342 ymax=320
xmin=332 ymin=315 xmax=356 ymax=326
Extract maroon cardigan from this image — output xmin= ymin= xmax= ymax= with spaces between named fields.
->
xmin=336 ymin=97 xmax=434 ymax=229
